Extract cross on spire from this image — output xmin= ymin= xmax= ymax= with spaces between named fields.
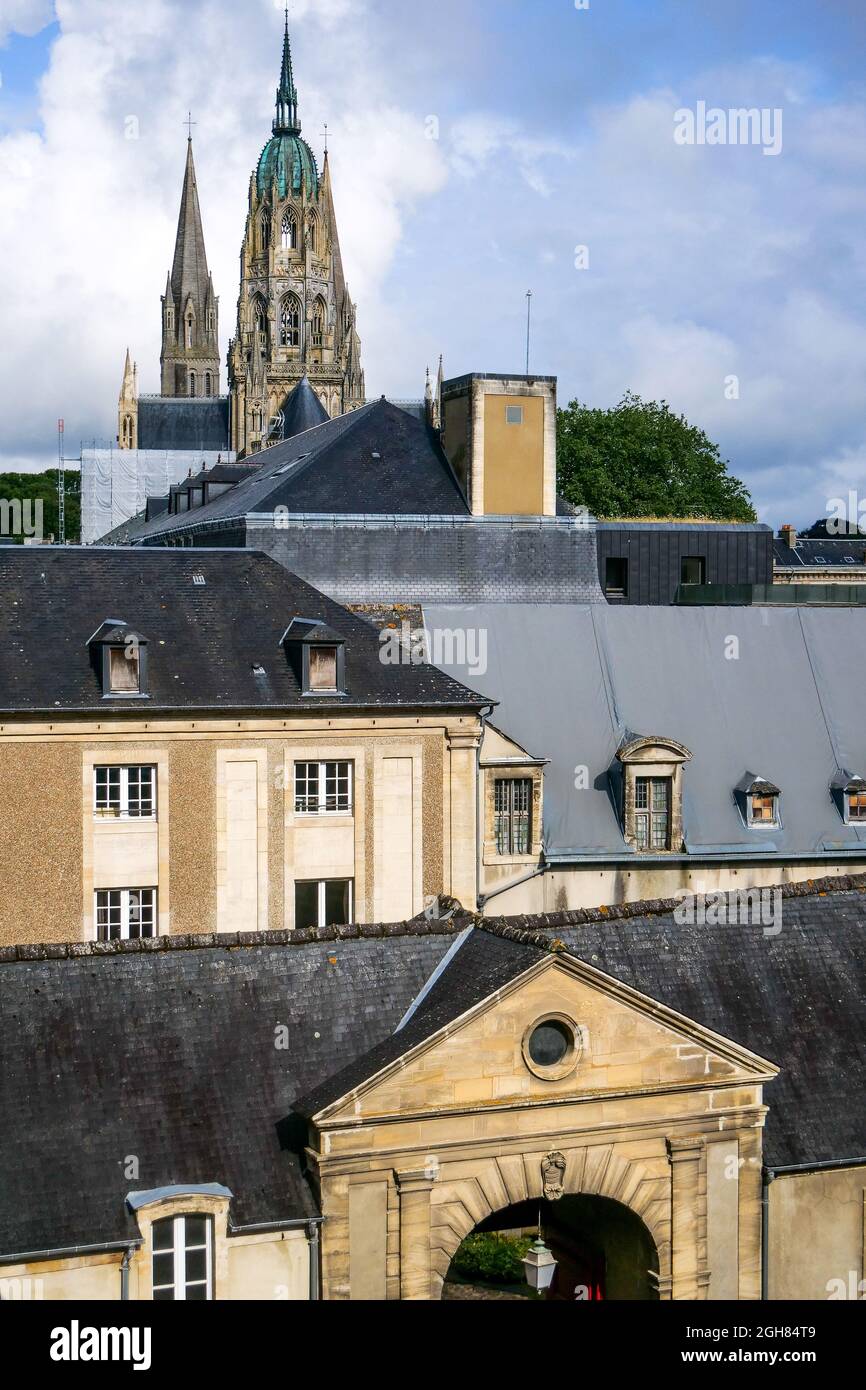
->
xmin=322 ymin=123 xmax=329 ymax=154
xmin=184 ymin=111 xmax=196 ymax=141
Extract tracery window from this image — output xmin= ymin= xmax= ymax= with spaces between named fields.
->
xmin=281 ymin=211 xmax=297 ymax=250
xmin=280 ymin=295 xmax=301 ymax=348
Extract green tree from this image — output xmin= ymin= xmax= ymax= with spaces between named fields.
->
xmin=0 ymin=470 xmax=81 ymax=544
xmin=556 ymin=392 xmax=756 ymax=522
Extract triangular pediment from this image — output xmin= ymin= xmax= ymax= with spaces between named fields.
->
xmin=314 ymin=951 xmax=777 ymax=1124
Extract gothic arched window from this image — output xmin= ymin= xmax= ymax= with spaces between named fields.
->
xmin=186 ymin=318 xmax=193 ymax=348
xmin=312 ymin=297 xmax=326 ymax=348
xmin=280 ymin=295 xmax=301 ymax=349
xmin=205 ymin=372 xmax=212 ymax=397
xmin=281 ymin=211 xmax=297 ymax=250
xmin=307 ymin=214 xmax=318 ymax=254
xmin=261 ymin=212 xmax=271 ymax=251
xmin=253 ymin=298 xmax=268 ymax=341
xmin=189 ymin=371 xmax=197 ymax=396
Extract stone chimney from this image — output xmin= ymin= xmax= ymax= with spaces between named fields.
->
xmin=780 ymin=524 xmax=798 ymax=550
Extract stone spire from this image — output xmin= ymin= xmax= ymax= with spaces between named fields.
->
xmin=161 ymin=138 xmax=220 ymax=397
xmin=274 ymin=9 xmax=300 ymax=134
xmin=118 ymin=349 xmax=138 ymax=450
xmin=170 ymin=138 xmax=211 ymax=313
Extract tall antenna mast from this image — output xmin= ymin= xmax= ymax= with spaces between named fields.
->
xmin=525 ymin=290 xmax=533 ymax=375
xmin=57 ymin=418 xmax=65 ymax=546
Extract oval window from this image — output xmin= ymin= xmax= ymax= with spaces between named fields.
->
xmin=528 ymin=1019 xmax=572 ymax=1068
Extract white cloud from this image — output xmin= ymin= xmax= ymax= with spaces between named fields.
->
xmin=0 ymin=0 xmax=447 ymax=464
xmin=0 ymin=0 xmax=54 ymax=43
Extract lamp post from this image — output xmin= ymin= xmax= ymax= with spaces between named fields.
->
xmin=521 ymin=1215 xmax=557 ymax=1294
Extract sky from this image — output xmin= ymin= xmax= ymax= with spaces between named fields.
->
xmin=0 ymin=0 xmax=864 ymax=527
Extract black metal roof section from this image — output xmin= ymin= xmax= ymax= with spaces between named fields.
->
xmin=137 ymin=397 xmax=230 ymax=452
xmin=0 ymin=548 xmax=488 ymax=715
xmin=277 ymin=377 xmax=330 ymax=439
xmin=134 ymin=399 xmax=469 ymax=542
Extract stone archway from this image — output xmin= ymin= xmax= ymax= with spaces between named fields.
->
xmin=444 ymin=1194 xmax=659 ymax=1301
xmin=430 ymin=1145 xmax=673 ymax=1299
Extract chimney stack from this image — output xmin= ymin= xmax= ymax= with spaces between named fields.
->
xmin=780 ymin=524 xmax=798 ymax=550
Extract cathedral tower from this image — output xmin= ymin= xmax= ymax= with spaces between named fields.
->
xmin=160 ymin=137 xmax=220 ymax=398
xmin=228 ymin=15 xmax=365 ymax=456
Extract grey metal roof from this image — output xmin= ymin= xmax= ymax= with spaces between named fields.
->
xmin=423 ymin=602 xmax=866 ymax=862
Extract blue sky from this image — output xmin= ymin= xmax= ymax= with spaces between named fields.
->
xmin=1 ymin=0 xmax=865 ymax=527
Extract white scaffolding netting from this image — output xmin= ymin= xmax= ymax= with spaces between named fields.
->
xmin=81 ymin=449 xmax=235 ymax=544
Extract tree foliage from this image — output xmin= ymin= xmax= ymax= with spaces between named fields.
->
xmin=556 ymin=392 xmax=756 ymax=522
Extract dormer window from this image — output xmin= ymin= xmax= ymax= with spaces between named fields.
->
xmin=309 ymin=645 xmax=338 ymax=692
xmin=749 ymin=791 xmax=778 ymax=825
xmin=734 ymin=774 xmax=780 ymax=829
xmin=110 ymin=644 xmax=140 ymax=693
xmin=87 ymin=621 xmax=149 ymax=699
xmin=616 ymin=736 xmax=692 ymax=854
xmin=281 ymin=619 xmax=347 ymax=698
xmin=831 ymin=771 xmax=866 ymax=824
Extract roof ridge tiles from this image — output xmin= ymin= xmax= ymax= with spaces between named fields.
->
xmin=3 ymin=873 xmax=865 ymax=966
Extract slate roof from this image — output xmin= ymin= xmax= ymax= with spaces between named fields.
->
xmin=774 ymin=537 xmax=866 ymax=569
xmin=424 ymin=601 xmax=866 ymax=864
xmin=137 ymin=397 xmax=230 ymax=452
xmin=298 ymin=879 xmax=866 ymax=1168
xmin=0 ymin=548 xmax=488 ymax=715
xmin=277 ymin=377 xmax=329 ymax=439
xmin=0 ymin=924 xmax=464 ymax=1253
xmin=133 ymin=399 xmax=469 ymax=543
xmin=1 ymin=878 xmax=862 ymax=1253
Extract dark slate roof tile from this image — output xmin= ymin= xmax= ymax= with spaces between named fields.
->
xmin=0 ymin=547 xmax=487 ymax=714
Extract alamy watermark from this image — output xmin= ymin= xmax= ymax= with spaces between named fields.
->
xmin=379 ymin=621 xmax=488 ymax=678
xmin=0 ymin=498 xmax=43 ymax=542
xmin=674 ymin=102 xmax=783 ymax=157
xmin=674 ymin=888 xmax=782 ymax=937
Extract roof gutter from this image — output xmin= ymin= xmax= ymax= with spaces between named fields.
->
xmin=761 ymin=1156 xmax=866 ymax=1301
xmin=0 ymin=1238 xmax=142 ymax=1269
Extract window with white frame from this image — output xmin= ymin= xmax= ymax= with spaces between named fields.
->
xmin=295 ymin=879 xmax=353 ymax=931
xmin=95 ymin=888 xmax=157 ymax=941
xmin=151 ymin=1215 xmax=213 ymax=1301
xmin=94 ymin=765 xmax=156 ymax=818
xmin=294 ymin=761 xmax=353 ymax=815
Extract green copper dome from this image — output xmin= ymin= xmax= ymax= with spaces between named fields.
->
xmin=256 ymin=132 xmax=319 ymax=200
xmin=255 ymin=15 xmax=318 ymax=200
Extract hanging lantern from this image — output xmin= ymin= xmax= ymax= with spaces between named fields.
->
xmin=522 ymin=1235 xmax=557 ymax=1292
